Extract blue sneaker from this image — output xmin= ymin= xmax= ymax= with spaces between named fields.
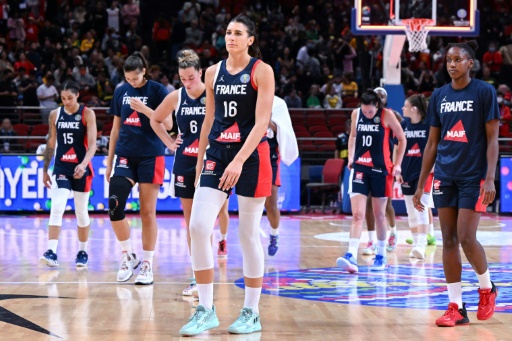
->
xmin=75 ymin=251 xmax=88 ymax=268
xmin=39 ymin=249 xmax=59 ymax=267
xmin=228 ymin=307 xmax=262 ymax=334
xmin=268 ymin=234 xmax=279 ymax=256
xmin=336 ymin=252 xmax=358 ymax=273
xmin=179 ymin=304 xmax=219 ymax=336
xmin=370 ymin=254 xmax=387 ymax=271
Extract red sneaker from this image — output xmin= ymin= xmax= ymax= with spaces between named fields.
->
xmin=477 ymin=281 xmax=498 ymax=320
xmin=435 ymin=303 xmax=470 ymax=327
xmin=217 ymin=240 xmax=228 ymax=257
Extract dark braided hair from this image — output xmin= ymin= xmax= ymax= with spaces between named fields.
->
xmin=446 ymin=40 xmax=479 ymax=59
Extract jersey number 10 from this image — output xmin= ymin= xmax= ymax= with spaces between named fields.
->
xmin=223 ymin=101 xmax=237 ymax=117
xmin=362 ymin=135 xmax=372 ymax=147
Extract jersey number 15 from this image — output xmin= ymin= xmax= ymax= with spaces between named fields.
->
xmin=63 ymin=133 xmax=73 ymax=144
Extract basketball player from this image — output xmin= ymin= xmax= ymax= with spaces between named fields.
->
xmin=40 ymin=81 xmax=97 ymax=268
xmin=363 ymin=87 xmax=401 ymax=255
xmin=413 ymin=41 xmax=499 ymax=326
xmin=336 ymin=89 xmax=405 ymax=273
xmin=147 ymin=49 xmax=229 ymax=296
xmin=266 ymin=96 xmax=299 ymax=256
xmin=179 ymin=14 xmax=274 ymax=336
xmin=106 ymin=52 xmax=171 ymax=285
xmin=394 ymin=94 xmax=431 ymax=260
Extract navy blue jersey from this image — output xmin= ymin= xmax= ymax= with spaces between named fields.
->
xmin=397 ymin=117 xmax=429 ymax=182
xmin=208 ymin=58 xmax=265 ymax=145
xmin=174 ymin=87 xmax=206 ymax=175
xmin=428 ymin=79 xmax=500 ymax=180
xmin=353 ymin=108 xmax=393 ymax=175
xmin=53 ymin=105 xmax=92 ymax=176
xmin=110 ymin=80 xmax=169 ymax=157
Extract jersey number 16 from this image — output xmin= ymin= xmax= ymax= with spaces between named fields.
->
xmin=223 ymin=101 xmax=237 ymax=117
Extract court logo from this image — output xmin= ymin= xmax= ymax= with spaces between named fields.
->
xmin=235 ymin=264 xmax=512 ymax=314
xmin=240 ymin=74 xmax=250 ymax=84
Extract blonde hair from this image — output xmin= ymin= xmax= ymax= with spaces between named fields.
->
xmin=177 ymin=49 xmax=201 ymax=71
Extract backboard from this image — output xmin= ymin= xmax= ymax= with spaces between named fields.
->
xmin=352 ymin=0 xmax=479 ymax=36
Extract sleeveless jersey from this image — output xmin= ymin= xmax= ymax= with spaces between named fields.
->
xmin=399 ymin=117 xmax=429 ymax=182
xmin=53 ymin=105 xmax=92 ymax=176
xmin=110 ymin=80 xmax=169 ymax=157
xmin=352 ymin=108 xmax=393 ymax=175
xmin=209 ymin=58 xmax=264 ymax=145
xmin=173 ymin=87 xmax=206 ymax=175
xmin=428 ymin=79 xmax=500 ymax=180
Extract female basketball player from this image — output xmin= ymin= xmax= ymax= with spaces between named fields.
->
xmin=147 ymin=49 xmax=229 ymax=297
xmin=40 ymin=81 xmax=97 ymax=268
xmin=336 ymin=89 xmax=405 ymax=273
xmin=179 ymin=14 xmax=274 ymax=336
xmin=106 ymin=52 xmax=171 ymax=285
xmin=413 ymin=40 xmax=499 ymax=327
xmin=394 ymin=94 xmax=431 ymax=260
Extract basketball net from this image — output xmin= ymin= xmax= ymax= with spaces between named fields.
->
xmin=402 ymin=19 xmax=435 ymax=52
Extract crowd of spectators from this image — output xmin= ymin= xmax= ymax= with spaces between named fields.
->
xmin=0 ymin=0 xmax=512 ymax=142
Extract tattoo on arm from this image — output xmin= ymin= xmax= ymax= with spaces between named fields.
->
xmin=43 ymin=147 xmax=54 ymax=172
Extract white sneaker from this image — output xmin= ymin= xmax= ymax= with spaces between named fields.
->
xmin=117 ymin=252 xmax=141 ymax=282
xmin=134 ymin=261 xmax=153 ymax=285
xmin=183 ymin=278 xmax=198 ymax=296
xmin=410 ymin=245 xmax=426 ymax=260
xmin=362 ymin=241 xmax=377 ymax=255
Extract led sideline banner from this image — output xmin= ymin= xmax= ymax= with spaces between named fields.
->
xmin=0 ymin=155 xmax=301 ymax=212
xmin=500 ymin=157 xmax=512 ymax=213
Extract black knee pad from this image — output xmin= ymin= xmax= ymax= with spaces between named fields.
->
xmin=108 ymin=176 xmax=133 ymax=221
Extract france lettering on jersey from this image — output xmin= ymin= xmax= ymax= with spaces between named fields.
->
xmin=174 ymin=87 xmax=206 ymax=175
xmin=208 ymin=58 xmax=264 ymax=144
xmin=54 ymin=105 xmax=91 ymax=176
xmin=110 ymin=80 xmax=168 ymax=157
xmin=428 ymin=79 xmax=500 ymax=180
xmin=353 ymin=108 xmax=393 ymax=175
xmin=398 ymin=117 xmax=429 ymax=182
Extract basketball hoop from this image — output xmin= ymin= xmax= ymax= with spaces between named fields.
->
xmin=402 ymin=19 xmax=435 ymax=52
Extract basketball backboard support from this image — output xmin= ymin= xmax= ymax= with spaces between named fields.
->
xmin=352 ymin=0 xmax=479 ymax=36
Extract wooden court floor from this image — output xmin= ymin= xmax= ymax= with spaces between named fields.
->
xmin=0 ymin=213 xmax=511 ymax=340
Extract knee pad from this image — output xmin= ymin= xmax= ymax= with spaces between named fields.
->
xmin=416 ymin=193 xmax=431 ymax=225
xmin=49 ymin=188 xmax=71 ymax=226
xmin=74 ymin=191 xmax=90 ymax=227
xmin=238 ymin=196 xmax=266 ymax=278
xmin=108 ymin=176 xmax=133 ymax=222
xmin=404 ymin=195 xmax=418 ymax=227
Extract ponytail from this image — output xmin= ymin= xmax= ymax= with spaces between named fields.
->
xmin=124 ymin=51 xmax=151 ymax=80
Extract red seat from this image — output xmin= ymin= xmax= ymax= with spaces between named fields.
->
xmin=330 ymin=125 xmax=345 ymax=135
xmin=327 ymin=115 xmax=347 ymax=126
xmin=305 ymin=116 xmax=326 ymax=126
xmin=305 ymin=158 xmax=346 ymax=213
xmin=309 ymin=125 xmax=329 ymax=134
xmin=13 ymin=123 xmax=30 ymax=133
xmin=295 ymin=131 xmax=311 ymax=138
xmin=313 ymin=131 xmax=334 ymax=138
xmin=316 ymin=140 xmax=336 ymax=151
xmin=293 ymin=125 xmax=308 ymax=133
xmin=344 ymin=100 xmax=360 ymax=109
xmin=298 ymin=139 xmax=316 ymax=151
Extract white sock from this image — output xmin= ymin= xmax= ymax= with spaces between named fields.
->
xmin=429 ymin=223 xmax=435 ymax=236
xmin=270 ymin=227 xmax=279 ymax=236
xmin=143 ymin=250 xmax=155 ymax=266
xmin=119 ymin=239 xmax=132 ymax=254
xmin=197 ymin=283 xmax=214 ymax=310
xmin=377 ymin=239 xmax=386 ymax=257
xmin=417 ymin=233 xmax=427 ymax=247
xmin=244 ymin=286 xmax=262 ymax=314
xmin=368 ymin=230 xmax=376 ymax=242
xmin=48 ymin=239 xmax=58 ymax=253
xmin=477 ymin=269 xmax=492 ymax=289
xmin=348 ymin=238 xmax=359 ymax=260
xmin=79 ymin=241 xmax=88 ymax=252
xmin=447 ymin=282 xmax=463 ymax=308
xmin=389 ymin=226 xmax=397 ymax=234
xmin=220 ymin=233 xmax=227 ymax=241
xmin=411 ymin=232 xmax=418 ymax=244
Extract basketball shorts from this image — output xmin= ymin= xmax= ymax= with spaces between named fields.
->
xmin=270 ymin=145 xmax=281 ymax=187
xmin=401 ymin=173 xmax=434 ymax=195
xmin=111 ymin=155 xmax=165 ymax=185
xmin=432 ymin=177 xmax=487 ymax=212
xmin=348 ymin=169 xmax=393 ymax=198
xmin=52 ymin=173 xmax=93 ymax=192
xmin=171 ymin=173 xmax=196 ymax=199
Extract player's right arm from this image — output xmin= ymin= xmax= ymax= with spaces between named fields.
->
xmin=195 ymin=65 xmax=217 ymax=186
xmin=105 ymin=115 xmax=122 ymax=183
xmin=347 ymin=109 xmax=357 ymax=170
xmin=43 ymin=109 xmax=58 ymax=189
xmin=150 ymin=90 xmax=183 ymax=152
